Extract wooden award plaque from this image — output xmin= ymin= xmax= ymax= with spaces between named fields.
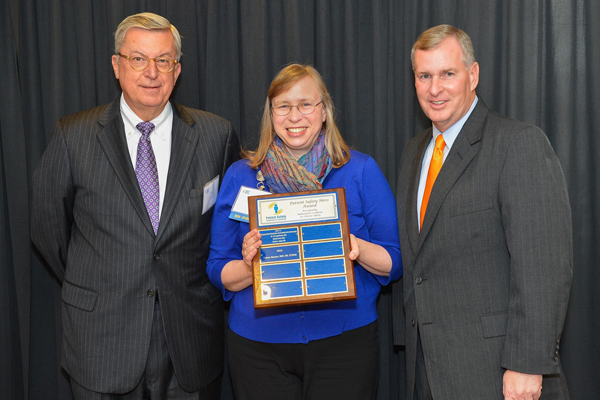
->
xmin=248 ymin=188 xmax=356 ymax=308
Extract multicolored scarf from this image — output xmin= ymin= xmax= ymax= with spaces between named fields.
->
xmin=261 ymin=132 xmax=332 ymax=193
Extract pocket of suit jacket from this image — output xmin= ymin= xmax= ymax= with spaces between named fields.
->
xmin=62 ymin=280 xmax=98 ymax=312
xmin=480 ymin=310 xmax=508 ymax=338
xmin=449 ymin=198 xmax=494 ymax=217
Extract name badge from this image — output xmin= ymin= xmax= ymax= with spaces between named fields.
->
xmin=230 ymin=186 xmax=271 ymax=222
xmin=202 ymin=176 xmax=220 ymax=215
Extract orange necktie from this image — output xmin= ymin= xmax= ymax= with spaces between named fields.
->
xmin=420 ymin=135 xmax=446 ymax=230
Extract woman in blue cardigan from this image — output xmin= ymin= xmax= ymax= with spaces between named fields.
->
xmin=207 ymin=64 xmax=401 ymax=400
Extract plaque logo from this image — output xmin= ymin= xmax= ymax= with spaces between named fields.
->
xmin=268 ymin=202 xmax=283 ymax=215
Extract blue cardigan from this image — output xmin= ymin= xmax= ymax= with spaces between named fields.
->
xmin=207 ymin=150 xmax=402 ymax=343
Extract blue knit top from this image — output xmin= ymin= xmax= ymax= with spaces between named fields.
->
xmin=207 ymin=150 xmax=402 ymax=343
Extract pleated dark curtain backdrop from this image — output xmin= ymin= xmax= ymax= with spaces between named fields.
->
xmin=1 ymin=0 xmax=598 ymax=399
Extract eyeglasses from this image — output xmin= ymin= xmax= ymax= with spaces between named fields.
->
xmin=117 ymin=53 xmax=178 ymax=73
xmin=271 ymin=101 xmax=323 ymax=116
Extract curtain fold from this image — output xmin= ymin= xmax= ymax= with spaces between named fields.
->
xmin=1 ymin=0 xmax=28 ymax=398
xmin=1 ymin=1 xmax=597 ymax=399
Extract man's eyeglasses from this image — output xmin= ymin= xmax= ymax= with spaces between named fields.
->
xmin=117 ymin=53 xmax=178 ymax=73
xmin=271 ymin=101 xmax=323 ymax=116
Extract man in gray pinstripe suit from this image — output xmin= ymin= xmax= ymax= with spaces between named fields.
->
xmin=392 ymin=25 xmax=572 ymax=400
xmin=31 ymin=13 xmax=239 ymax=399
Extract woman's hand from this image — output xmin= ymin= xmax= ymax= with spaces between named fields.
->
xmin=348 ymin=234 xmax=392 ymax=277
xmin=221 ymin=229 xmax=262 ymax=292
xmin=241 ymin=229 xmax=262 ymax=271
xmin=348 ymin=234 xmax=361 ymax=261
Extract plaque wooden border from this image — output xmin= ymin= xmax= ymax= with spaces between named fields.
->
xmin=248 ymin=188 xmax=356 ymax=308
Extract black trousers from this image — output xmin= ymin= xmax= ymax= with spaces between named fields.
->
xmin=227 ymin=321 xmax=380 ymax=400
xmin=70 ymin=301 xmax=220 ymax=400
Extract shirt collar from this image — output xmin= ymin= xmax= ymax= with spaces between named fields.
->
xmin=432 ymin=96 xmax=478 ymax=150
xmin=120 ymin=93 xmax=172 ymax=142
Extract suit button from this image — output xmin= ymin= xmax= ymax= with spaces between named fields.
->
xmin=554 ymin=356 xmax=559 ymax=362
xmin=415 ymin=277 xmax=423 ymax=284
xmin=147 ymin=289 xmax=155 ymax=297
xmin=411 ymin=319 xmax=416 ymax=327
xmin=153 ymin=254 xmax=160 ymax=261
xmin=555 ymin=350 xmax=559 ymax=356
xmin=556 ymin=344 xmax=560 ymax=350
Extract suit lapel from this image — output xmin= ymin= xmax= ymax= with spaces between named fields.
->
xmin=96 ymin=99 xmax=155 ymax=236
xmin=407 ymin=129 xmax=432 ymax=256
xmin=155 ymin=103 xmax=198 ymax=243
xmin=416 ymin=101 xmax=489 ymax=251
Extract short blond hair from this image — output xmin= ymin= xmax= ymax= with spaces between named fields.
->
xmin=114 ymin=12 xmax=182 ymax=61
xmin=245 ymin=64 xmax=350 ymax=169
xmin=411 ymin=24 xmax=475 ymax=69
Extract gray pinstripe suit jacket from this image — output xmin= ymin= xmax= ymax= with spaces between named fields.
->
xmin=31 ymin=97 xmax=239 ymax=393
xmin=392 ymin=100 xmax=572 ymax=400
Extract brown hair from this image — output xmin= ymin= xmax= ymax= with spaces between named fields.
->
xmin=411 ymin=24 xmax=475 ymax=69
xmin=245 ymin=64 xmax=351 ymax=168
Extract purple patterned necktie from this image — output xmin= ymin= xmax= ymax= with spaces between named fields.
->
xmin=135 ymin=121 xmax=160 ymax=234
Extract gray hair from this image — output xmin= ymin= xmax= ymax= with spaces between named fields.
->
xmin=411 ymin=24 xmax=475 ymax=69
xmin=114 ymin=12 xmax=182 ymax=61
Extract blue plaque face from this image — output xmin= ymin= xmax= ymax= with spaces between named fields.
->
xmin=301 ymin=223 xmax=342 ymax=241
xmin=306 ymin=276 xmax=348 ymax=295
xmin=261 ymin=280 xmax=304 ymax=300
xmin=261 ymin=262 xmax=302 ymax=280
xmin=261 ymin=227 xmax=299 ymax=245
xmin=260 ymin=244 xmax=301 ymax=262
xmin=302 ymin=240 xmax=344 ymax=259
xmin=304 ymin=258 xmax=346 ymax=277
